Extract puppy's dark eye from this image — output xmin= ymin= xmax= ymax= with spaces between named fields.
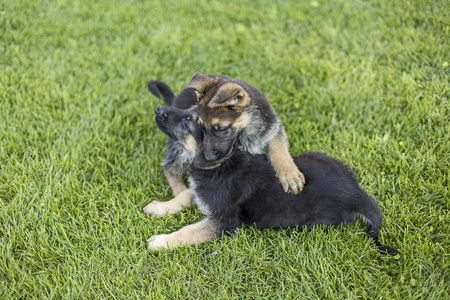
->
xmin=214 ymin=125 xmax=229 ymax=133
xmin=183 ymin=119 xmax=190 ymax=129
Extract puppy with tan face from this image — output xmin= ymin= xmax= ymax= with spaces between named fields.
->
xmin=183 ymin=72 xmax=305 ymax=194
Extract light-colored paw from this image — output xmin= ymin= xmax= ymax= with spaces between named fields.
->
xmin=143 ymin=189 xmax=193 ymax=217
xmin=146 ymin=218 xmax=216 ymax=251
xmin=142 ymin=201 xmax=171 ymax=217
xmin=147 ymin=234 xmax=180 ymax=250
xmin=279 ymin=169 xmax=306 ymax=195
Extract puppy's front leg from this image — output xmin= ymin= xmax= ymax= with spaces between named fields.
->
xmin=163 ymin=167 xmax=188 ymax=197
xmin=147 ymin=218 xmax=217 ymax=250
xmin=266 ymin=134 xmax=306 ymax=194
xmin=143 ymin=189 xmax=193 ymax=217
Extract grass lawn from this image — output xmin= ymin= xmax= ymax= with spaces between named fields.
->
xmin=1 ymin=0 xmax=449 ymax=298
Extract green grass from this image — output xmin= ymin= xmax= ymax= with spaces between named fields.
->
xmin=1 ymin=0 xmax=449 ymax=298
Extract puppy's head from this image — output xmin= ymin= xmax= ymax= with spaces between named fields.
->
xmin=184 ymin=72 xmax=251 ymax=162
xmin=154 ymin=105 xmax=223 ymax=169
xmin=154 ymin=105 xmax=202 ymax=159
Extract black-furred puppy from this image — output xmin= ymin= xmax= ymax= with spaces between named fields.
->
xmin=146 ymin=106 xmax=398 ymax=256
xmin=143 ymin=81 xmax=199 ymax=217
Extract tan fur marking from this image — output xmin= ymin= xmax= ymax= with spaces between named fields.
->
xmin=183 ymin=135 xmax=198 ymax=158
xmin=210 ymin=117 xmax=232 ymax=129
xmin=185 ymin=72 xmax=216 ymax=93
xmin=267 ymin=136 xmax=306 ymax=194
xmin=231 ymin=113 xmax=250 ymax=130
xmin=143 ymin=189 xmax=193 ymax=217
xmin=218 ymin=82 xmax=242 ymax=93
xmin=163 ymin=168 xmax=187 ymax=197
xmin=147 ymin=218 xmax=217 ymax=250
xmin=210 ymin=117 xmax=224 ymax=126
xmin=208 ymin=83 xmax=249 ymax=108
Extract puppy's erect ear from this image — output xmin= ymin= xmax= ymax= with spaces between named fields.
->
xmin=147 ymin=80 xmax=175 ymax=105
xmin=185 ymin=72 xmax=216 ymax=93
xmin=208 ymin=82 xmax=249 ymax=108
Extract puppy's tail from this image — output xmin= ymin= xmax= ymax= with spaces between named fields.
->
xmin=358 ymin=196 xmax=399 ymax=256
xmin=371 ymin=236 xmax=399 ymax=256
xmin=147 ymin=80 xmax=175 ymax=106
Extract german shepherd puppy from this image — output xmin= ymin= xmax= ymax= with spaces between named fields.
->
xmin=183 ymin=72 xmax=306 ymax=194
xmin=146 ymin=105 xmax=399 ymax=256
xmin=143 ymin=80 xmax=199 ymax=216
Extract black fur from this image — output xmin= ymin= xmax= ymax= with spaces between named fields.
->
xmin=190 ymin=150 xmax=398 ymax=255
xmin=155 ymin=105 xmax=399 ymax=255
xmin=147 ymin=80 xmax=175 ymax=106
xmin=148 ymin=80 xmax=197 ymax=109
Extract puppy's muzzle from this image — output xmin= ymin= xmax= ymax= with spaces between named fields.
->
xmin=193 ymin=148 xmax=224 ymax=170
xmin=155 ymin=106 xmax=168 ymax=125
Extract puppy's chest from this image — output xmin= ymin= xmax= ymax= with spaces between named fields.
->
xmin=188 ymin=174 xmax=236 ymax=216
xmin=239 ymin=138 xmax=263 ymax=154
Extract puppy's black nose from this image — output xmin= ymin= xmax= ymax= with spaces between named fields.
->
xmin=155 ymin=106 xmax=168 ymax=124
xmin=204 ymin=150 xmax=221 ymax=161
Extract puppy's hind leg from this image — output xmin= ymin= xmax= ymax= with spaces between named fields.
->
xmin=143 ymin=188 xmax=193 ymax=217
xmin=266 ymin=132 xmax=306 ymax=194
xmin=147 ymin=218 xmax=218 ymax=250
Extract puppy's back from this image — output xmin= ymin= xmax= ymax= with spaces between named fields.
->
xmin=241 ymin=152 xmax=382 ymax=233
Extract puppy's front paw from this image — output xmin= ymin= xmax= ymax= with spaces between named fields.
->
xmin=147 ymin=233 xmax=184 ymax=250
xmin=142 ymin=201 xmax=171 ymax=217
xmin=279 ymin=169 xmax=306 ymax=195
xmin=147 ymin=234 xmax=171 ymax=250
